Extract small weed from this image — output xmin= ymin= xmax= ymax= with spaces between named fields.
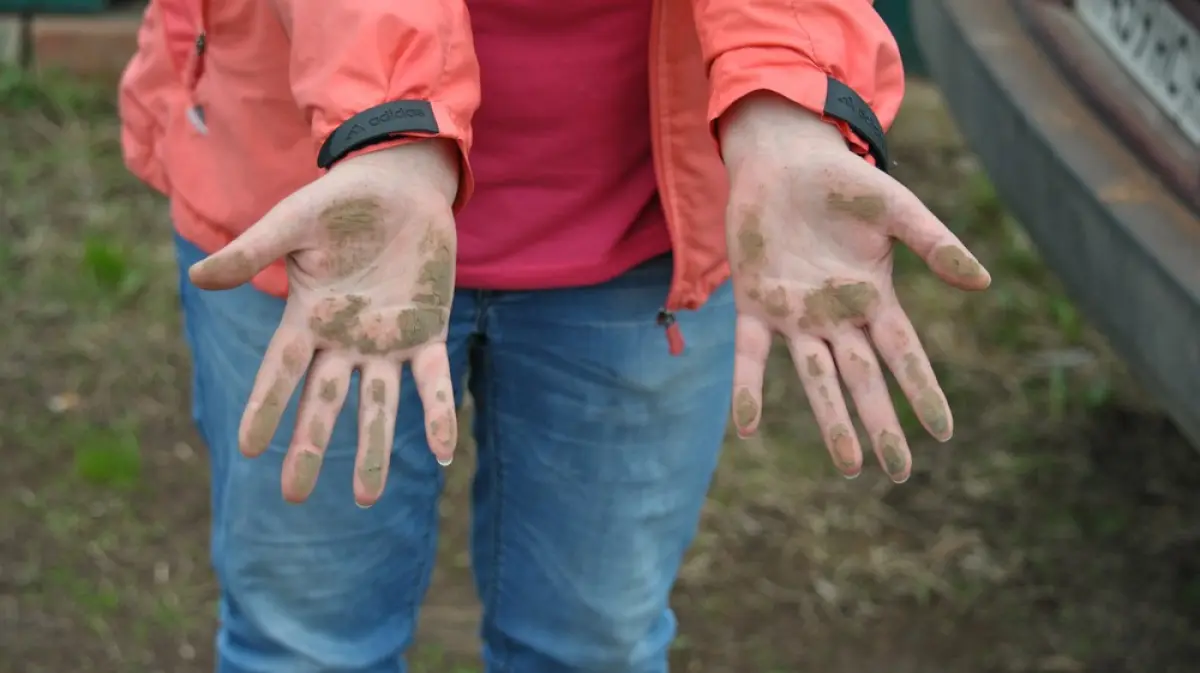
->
xmin=81 ymin=233 xmax=147 ymax=302
xmin=43 ymin=565 xmax=120 ymax=616
xmin=72 ymin=423 xmax=142 ymax=491
xmin=83 ymin=235 xmax=131 ymax=290
xmin=966 ymin=171 xmax=1004 ymax=224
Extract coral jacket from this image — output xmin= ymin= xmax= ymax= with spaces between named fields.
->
xmin=119 ymin=0 xmax=903 ymax=318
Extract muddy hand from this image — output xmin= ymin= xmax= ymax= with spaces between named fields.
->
xmin=188 ymin=140 xmax=461 ymax=507
xmin=720 ymin=94 xmax=991 ymax=483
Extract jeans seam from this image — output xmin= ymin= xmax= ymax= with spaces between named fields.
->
xmin=401 ymin=358 xmax=449 ymax=660
xmin=404 ymin=490 xmax=440 ymax=657
xmin=177 ymin=253 xmax=232 ymax=577
xmin=479 ymin=345 xmax=509 ymax=671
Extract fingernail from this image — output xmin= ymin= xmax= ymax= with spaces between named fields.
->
xmin=355 ymin=501 xmax=373 ymax=510
xmin=843 ymin=470 xmax=861 ymax=480
xmin=891 ymin=475 xmax=910 ymax=485
xmin=437 ymin=456 xmax=453 ymax=467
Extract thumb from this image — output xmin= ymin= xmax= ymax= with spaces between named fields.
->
xmin=188 ymin=198 xmax=308 ymax=291
xmin=887 ymin=185 xmax=992 ymax=292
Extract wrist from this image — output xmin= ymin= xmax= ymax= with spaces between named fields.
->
xmin=387 ymin=139 xmax=461 ymax=206
xmin=718 ymin=91 xmax=845 ymax=168
xmin=338 ymin=138 xmax=461 ymax=206
xmin=718 ymin=83 xmax=891 ymax=173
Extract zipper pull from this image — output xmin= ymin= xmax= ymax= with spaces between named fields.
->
xmin=656 ymin=309 xmax=685 ymax=356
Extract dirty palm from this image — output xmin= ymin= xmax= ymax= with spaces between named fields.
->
xmin=192 ymin=127 xmax=990 ymax=499
xmin=188 ymin=142 xmax=462 ymax=507
xmin=721 ymin=106 xmax=991 ymax=484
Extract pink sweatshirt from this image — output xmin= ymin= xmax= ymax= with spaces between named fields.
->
xmin=455 ymin=0 xmax=671 ymax=290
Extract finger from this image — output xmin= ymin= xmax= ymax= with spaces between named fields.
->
xmin=189 ymin=196 xmax=310 ymax=290
xmin=829 ymin=328 xmax=912 ymax=483
xmin=869 ymin=303 xmax=954 ymax=442
xmin=731 ymin=314 xmax=772 ymax=437
xmin=785 ymin=334 xmax=863 ymax=478
xmin=280 ymin=351 xmax=351 ymax=503
xmin=411 ymin=344 xmax=458 ymax=466
xmin=239 ymin=327 xmax=314 ymax=458
xmin=355 ymin=359 xmax=400 ymax=508
xmin=884 ymin=182 xmax=992 ymax=291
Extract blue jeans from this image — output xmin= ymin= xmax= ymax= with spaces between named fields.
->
xmin=175 ymin=234 xmax=736 ymax=673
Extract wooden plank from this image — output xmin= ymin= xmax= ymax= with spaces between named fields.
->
xmin=30 ymin=13 xmax=139 ymax=80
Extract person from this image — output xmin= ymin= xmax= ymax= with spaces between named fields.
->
xmin=118 ymin=0 xmax=990 ymax=671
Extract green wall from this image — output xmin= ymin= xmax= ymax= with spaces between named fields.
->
xmin=877 ymin=0 xmax=927 ymax=76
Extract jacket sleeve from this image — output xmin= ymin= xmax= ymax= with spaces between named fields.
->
xmin=692 ymin=0 xmax=904 ymax=166
xmin=270 ymin=0 xmax=481 ymax=206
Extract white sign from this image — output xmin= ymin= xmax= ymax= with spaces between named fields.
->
xmin=1077 ymin=0 xmax=1200 ymax=146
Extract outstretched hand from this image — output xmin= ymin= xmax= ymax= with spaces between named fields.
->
xmin=720 ymin=94 xmax=991 ymax=483
xmin=188 ymin=140 xmax=461 ymax=507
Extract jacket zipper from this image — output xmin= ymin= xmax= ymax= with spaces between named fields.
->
xmin=185 ymin=0 xmax=209 ymax=89
xmin=184 ymin=0 xmax=210 ymax=134
xmin=648 ymin=0 xmax=686 ymax=356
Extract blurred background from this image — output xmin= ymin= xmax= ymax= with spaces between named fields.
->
xmin=2 ymin=1 xmax=1199 ymax=671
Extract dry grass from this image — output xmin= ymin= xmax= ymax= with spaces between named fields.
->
xmin=1 ymin=68 xmax=1198 ymax=673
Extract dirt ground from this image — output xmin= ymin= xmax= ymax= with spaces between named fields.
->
xmin=2 ymin=68 xmax=1199 ymax=673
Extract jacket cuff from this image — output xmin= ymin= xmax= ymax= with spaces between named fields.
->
xmin=707 ymin=53 xmax=883 ymax=167
xmin=315 ymin=100 xmax=474 ymax=212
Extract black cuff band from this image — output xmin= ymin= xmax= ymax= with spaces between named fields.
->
xmin=316 ymin=100 xmax=441 ymax=170
xmin=823 ymin=77 xmax=890 ymax=173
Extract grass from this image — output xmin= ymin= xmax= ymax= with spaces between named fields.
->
xmin=2 ymin=65 xmax=1199 ymax=673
